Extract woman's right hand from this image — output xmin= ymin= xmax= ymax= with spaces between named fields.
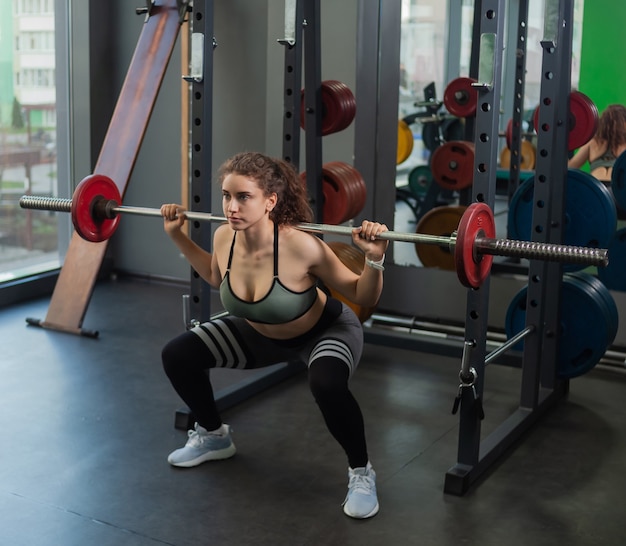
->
xmin=160 ymin=203 xmax=187 ymax=235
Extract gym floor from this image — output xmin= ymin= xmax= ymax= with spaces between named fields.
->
xmin=1 ymin=276 xmax=625 ymax=546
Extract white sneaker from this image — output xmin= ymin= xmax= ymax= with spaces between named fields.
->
xmin=167 ymin=423 xmax=236 ymax=467
xmin=343 ymin=461 xmax=379 ymax=519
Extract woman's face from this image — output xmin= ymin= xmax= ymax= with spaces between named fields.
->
xmin=222 ymin=173 xmax=276 ymax=230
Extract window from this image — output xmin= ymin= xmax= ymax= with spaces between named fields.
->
xmin=0 ymin=0 xmax=63 ymax=284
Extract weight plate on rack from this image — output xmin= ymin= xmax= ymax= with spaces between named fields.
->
xmin=611 ymin=150 xmax=626 ymax=212
xmin=408 ymin=165 xmax=434 ymax=199
xmin=567 ymin=272 xmax=619 ymax=346
xmin=533 ymin=91 xmax=598 ymax=152
xmin=597 ymin=227 xmax=626 ymax=291
xmin=507 ymin=169 xmax=617 ymax=271
xmin=414 ymin=205 xmax=466 ymax=270
xmin=443 ymin=77 xmax=478 ymax=118
xmin=505 ymin=275 xmax=613 ymax=378
xmin=397 ymin=120 xmax=414 ymax=164
xmin=430 ymin=141 xmax=475 ymax=191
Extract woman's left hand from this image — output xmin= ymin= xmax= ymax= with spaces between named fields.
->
xmin=352 ymin=220 xmax=389 ymax=261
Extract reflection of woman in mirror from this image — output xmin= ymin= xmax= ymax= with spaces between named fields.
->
xmin=568 ymin=104 xmax=626 ymax=184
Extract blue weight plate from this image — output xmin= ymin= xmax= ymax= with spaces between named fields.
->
xmin=422 ymin=122 xmax=440 ymax=152
xmin=597 ymin=227 xmax=626 ymax=291
xmin=508 ymin=169 xmax=617 ymax=271
xmin=505 ymin=277 xmax=611 ymax=378
xmin=565 ymin=272 xmax=618 ymax=348
xmin=504 ymin=288 xmax=529 ymax=354
xmin=611 ymin=150 xmax=626 ymax=211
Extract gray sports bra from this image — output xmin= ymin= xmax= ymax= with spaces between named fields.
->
xmin=589 ymin=149 xmax=617 ymax=172
xmin=219 ymin=223 xmax=318 ymax=324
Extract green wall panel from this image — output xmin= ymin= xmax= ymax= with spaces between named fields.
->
xmin=578 ymin=1 xmax=626 ymax=113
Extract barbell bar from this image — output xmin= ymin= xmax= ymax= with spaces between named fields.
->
xmin=19 ymin=174 xmax=609 ymax=289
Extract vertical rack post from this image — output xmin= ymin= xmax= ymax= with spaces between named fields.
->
xmin=301 ymin=0 xmax=324 ymax=222
xmin=187 ymin=0 xmax=215 ymax=324
xmin=279 ymin=0 xmax=304 ymax=167
xmin=506 ymin=0 xmax=530 ymax=200
xmin=521 ymin=0 xmax=573 ymax=399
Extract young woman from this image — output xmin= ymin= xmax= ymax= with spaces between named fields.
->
xmin=568 ymin=104 xmax=626 ymax=183
xmin=160 ymin=152 xmax=388 ymax=519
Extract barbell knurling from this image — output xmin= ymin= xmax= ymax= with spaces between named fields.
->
xmin=19 ymin=196 xmax=72 ymax=213
xmin=475 ymin=238 xmax=609 ymax=267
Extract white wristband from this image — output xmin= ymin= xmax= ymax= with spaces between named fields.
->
xmin=365 ymin=254 xmax=385 ymax=271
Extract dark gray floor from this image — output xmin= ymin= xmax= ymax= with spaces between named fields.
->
xmin=1 ymin=276 xmax=625 ymax=546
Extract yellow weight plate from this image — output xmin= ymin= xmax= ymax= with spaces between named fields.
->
xmin=397 ymin=120 xmax=414 ymax=165
xmin=415 ymin=205 xmax=467 ymax=270
xmin=500 ymin=140 xmax=536 ymax=170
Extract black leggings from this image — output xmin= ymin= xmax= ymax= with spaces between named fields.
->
xmin=162 ymin=312 xmax=369 ymax=469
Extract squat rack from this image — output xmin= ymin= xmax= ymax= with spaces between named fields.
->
xmin=442 ymin=0 xmax=575 ymax=495
xmin=185 ymin=0 xmax=580 ymax=494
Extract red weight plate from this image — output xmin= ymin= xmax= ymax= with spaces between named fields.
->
xmin=339 ymin=84 xmax=357 ymax=130
xmin=321 ymin=82 xmax=340 ymax=135
xmin=327 ymin=161 xmax=367 ymax=221
xmin=300 ymin=88 xmax=332 ymax=133
xmin=332 ymin=162 xmax=366 ymax=219
xmin=323 ymin=163 xmax=351 ymax=223
xmin=322 ymin=171 xmax=351 ymax=224
xmin=350 ymin=168 xmax=367 ymax=218
xmin=431 ymin=141 xmax=475 ymax=190
xmin=443 ymin=77 xmax=478 ymax=118
xmin=347 ymin=164 xmax=366 ymax=218
xmin=533 ymin=104 xmax=540 ymax=135
xmin=505 ymin=118 xmax=514 ymax=149
xmin=568 ymin=90 xmax=598 ymax=151
xmin=300 ymin=80 xmax=356 ymax=136
xmin=337 ymin=165 xmax=357 ymax=222
xmin=454 ymin=202 xmax=495 ymax=288
xmin=328 ymin=163 xmax=356 ymax=220
xmin=533 ymin=92 xmax=599 ymax=151
xmin=322 ymin=182 xmax=342 ymax=225
xmin=71 ymin=174 xmax=121 ymax=242
xmin=324 ymin=80 xmax=356 ymax=134
xmin=301 ymin=165 xmax=350 ymax=224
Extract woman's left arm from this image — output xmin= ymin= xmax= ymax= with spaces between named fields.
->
xmin=310 ymin=221 xmax=389 ymax=307
xmin=351 ymin=220 xmax=389 ymax=305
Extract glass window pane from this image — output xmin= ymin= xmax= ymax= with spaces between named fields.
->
xmin=398 ymin=0 xmax=449 ymax=173
xmin=0 ymin=0 xmax=61 ymax=283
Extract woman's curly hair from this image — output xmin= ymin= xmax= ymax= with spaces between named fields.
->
xmin=595 ymin=104 xmax=626 ymax=153
xmin=218 ymin=152 xmax=313 ymax=225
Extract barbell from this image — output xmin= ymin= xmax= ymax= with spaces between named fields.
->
xmin=19 ymin=173 xmax=608 ymax=289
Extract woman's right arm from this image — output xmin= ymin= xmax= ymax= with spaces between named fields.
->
xmin=161 ymin=204 xmax=222 ymax=287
